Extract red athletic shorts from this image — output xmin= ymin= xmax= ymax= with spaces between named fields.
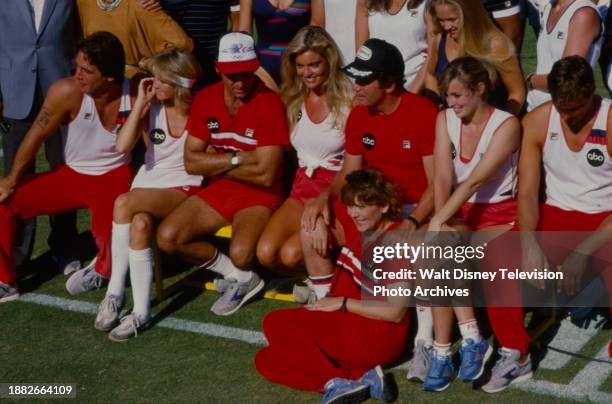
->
xmin=461 ymin=198 xmax=517 ymax=230
xmin=196 ymin=178 xmax=282 ymax=221
xmin=289 ymin=167 xmax=337 ymax=205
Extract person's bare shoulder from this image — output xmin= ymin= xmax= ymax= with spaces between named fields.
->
xmin=46 ymin=78 xmax=83 ymax=112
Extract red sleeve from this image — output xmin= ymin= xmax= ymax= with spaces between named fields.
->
xmin=415 ymin=97 xmax=438 ymax=157
xmin=344 ymin=108 xmax=363 ymax=156
xmin=186 ymin=89 xmax=211 ymax=142
xmin=254 ymin=91 xmax=289 ymax=147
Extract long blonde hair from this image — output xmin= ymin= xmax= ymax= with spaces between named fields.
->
xmin=280 ymin=26 xmax=353 ymax=132
xmin=428 ymin=0 xmax=515 ymax=72
xmin=148 ymin=48 xmax=202 ymax=113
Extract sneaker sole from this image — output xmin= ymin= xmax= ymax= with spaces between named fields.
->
xmin=217 ymin=278 xmax=265 ymax=316
xmin=0 ymin=293 xmax=20 ymax=303
xmin=459 ymin=343 xmax=494 ymax=382
xmin=481 ymin=371 xmax=533 ymax=393
xmin=108 ymin=321 xmax=151 ymax=343
xmin=422 ymin=380 xmax=451 ymax=392
xmin=380 ymin=372 xmax=399 ymax=403
xmin=326 ymin=384 xmax=370 ymax=404
xmin=94 ymin=320 xmax=119 ymax=332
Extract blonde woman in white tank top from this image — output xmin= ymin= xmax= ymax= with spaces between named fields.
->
xmin=420 ymin=57 xmax=520 ymax=391
xmin=256 ymin=26 xmax=352 ymax=279
xmin=95 ymin=48 xmax=202 ymax=341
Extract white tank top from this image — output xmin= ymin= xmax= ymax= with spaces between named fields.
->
xmin=324 ymin=0 xmax=357 ymax=66
xmin=527 ymin=0 xmax=603 ymax=111
xmin=446 ymin=108 xmax=517 ymax=203
xmin=542 ymin=98 xmax=612 ymax=213
xmin=131 ymin=101 xmax=203 ymax=190
xmin=290 ymin=103 xmax=346 ymax=177
xmin=62 ymin=79 xmax=132 ymax=175
xmin=368 ymin=0 xmax=428 ymax=90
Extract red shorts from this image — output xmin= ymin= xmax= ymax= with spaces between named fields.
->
xmin=196 ymin=178 xmax=282 ymax=221
xmin=461 ymin=198 xmax=516 ymax=230
xmin=289 ymin=167 xmax=337 ymax=205
xmin=173 ymin=185 xmax=201 ymax=197
xmin=537 ymin=204 xmax=611 ymax=231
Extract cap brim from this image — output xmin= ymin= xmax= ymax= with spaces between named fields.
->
xmin=216 ymin=59 xmax=260 ymax=75
xmin=342 ymin=62 xmax=376 ymax=81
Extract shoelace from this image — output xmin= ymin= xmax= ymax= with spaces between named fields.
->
xmin=103 ymin=296 xmax=119 ymax=315
xmin=120 ymin=314 xmax=142 ymax=338
xmin=84 ymin=268 xmax=104 ymax=290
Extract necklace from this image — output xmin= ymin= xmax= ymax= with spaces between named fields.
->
xmin=96 ymin=0 xmax=122 ymax=12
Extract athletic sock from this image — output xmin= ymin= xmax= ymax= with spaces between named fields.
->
xmin=106 ymin=222 xmax=130 ymax=300
xmin=201 ymin=248 xmax=253 ymax=283
xmin=415 ymin=301 xmax=434 ymax=347
xmin=459 ymin=318 xmax=482 ymax=344
xmin=434 ymin=341 xmax=452 ymax=357
xmin=129 ymin=248 xmax=153 ymax=319
xmin=308 ymin=274 xmax=333 ymax=299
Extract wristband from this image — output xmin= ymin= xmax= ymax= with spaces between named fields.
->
xmin=406 ymin=215 xmax=420 ymax=228
xmin=340 ymin=297 xmax=348 ymax=312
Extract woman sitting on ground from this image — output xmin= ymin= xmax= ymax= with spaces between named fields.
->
xmin=255 ymin=168 xmax=410 ymax=404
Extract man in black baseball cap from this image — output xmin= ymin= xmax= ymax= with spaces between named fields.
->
xmin=343 ymin=38 xmax=405 ymax=88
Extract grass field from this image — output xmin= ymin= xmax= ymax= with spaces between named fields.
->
xmin=1 ymin=26 xmax=612 ymax=404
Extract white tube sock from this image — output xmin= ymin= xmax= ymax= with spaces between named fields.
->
xmin=415 ymin=301 xmax=434 ymax=347
xmin=129 ymin=248 xmax=153 ymax=319
xmin=106 ymin=222 xmax=131 ymax=300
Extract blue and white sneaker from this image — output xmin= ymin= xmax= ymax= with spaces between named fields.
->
xmin=210 ymin=273 xmax=264 ymax=316
xmin=321 ymin=378 xmax=370 ymax=404
xmin=458 ymin=338 xmax=493 ymax=381
xmin=65 ymin=259 xmax=105 ymax=295
xmin=360 ymin=365 xmax=397 ymax=402
xmin=423 ymin=351 xmax=454 ymax=392
xmin=481 ymin=348 xmax=533 ymax=393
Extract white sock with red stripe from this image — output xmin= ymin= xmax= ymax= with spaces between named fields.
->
xmin=201 ymin=249 xmax=253 ymax=283
xmin=459 ymin=319 xmax=481 ymax=344
xmin=308 ymin=274 xmax=333 ymax=299
xmin=106 ymin=222 xmax=130 ymax=300
xmin=129 ymin=248 xmax=153 ymax=319
xmin=415 ymin=301 xmax=434 ymax=347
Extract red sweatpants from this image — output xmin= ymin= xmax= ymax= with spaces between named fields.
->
xmin=255 ymin=307 xmax=409 ymax=392
xmin=484 ymin=204 xmax=612 ymax=354
xmin=0 ymin=164 xmax=132 ymax=284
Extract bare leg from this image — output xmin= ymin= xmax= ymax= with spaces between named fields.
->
xmin=256 ymin=198 xmax=302 ymax=268
xmin=156 ymin=196 xmax=229 ymax=263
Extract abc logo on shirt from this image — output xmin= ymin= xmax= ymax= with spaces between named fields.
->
xmin=586 ymin=148 xmax=605 ymax=167
xmin=362 ymin=133 xmax=376 ymax=150
xmin=149 ymin=128 xmax=166 ymax=145
xmin=207 ymin=118 xmax=220 ymax=133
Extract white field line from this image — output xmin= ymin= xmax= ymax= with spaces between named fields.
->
xmin=539 ymin=316 xmax=603 ymax=370
xmin=19 ymin=293 xmax=267 ymax=346
xmin=17 ymin=293 xmax=612 ymax=402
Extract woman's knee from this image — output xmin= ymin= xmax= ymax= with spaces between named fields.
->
xmin=113 ymin=192 xmax=133 ymax=222
xmin=279 ymin=240 xmax=302 ymax=268
xmin=229 ymin=242 xmax=256 ymax=269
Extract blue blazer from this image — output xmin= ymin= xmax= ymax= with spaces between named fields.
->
xmin=0 ymin=0 xmax=76 ymax=120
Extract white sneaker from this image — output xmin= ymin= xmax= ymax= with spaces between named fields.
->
xmin=108 ymin=313 xmax=151 ymax=342
xmin=0 ymin=282 xmax=19 ymax=303
xmin=65 ymin=259 xmax=105 ymax=295
xmin=210 ymin=273 xmax=264 ymax=316
xmin=94 ymin=294 xmax=123 ymax=331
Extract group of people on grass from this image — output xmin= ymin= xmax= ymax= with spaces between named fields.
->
xmin=0 ymin=0 xmax=611 ymax=403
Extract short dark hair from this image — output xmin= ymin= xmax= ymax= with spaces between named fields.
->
xmin=548 ymin=56 xmax=595 ymax=105
xmin=341 ymin=168 xmax=403 ymax=221
xmin=77 ymin=31 xmax=125 ymax=84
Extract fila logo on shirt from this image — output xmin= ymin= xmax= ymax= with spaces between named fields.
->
xmin=586 ymin=148 xmax=605 ymax=167
xmin=402 ymin=140 xmax=411 ymax=149
xmin=245 ymin=128 xmax=255 ymax=138
xmin=362 ymin=133 xmax=376 ymax=150
xmin=557 ymin=31 xmax=565 ymax=40
xmin=150 ymin=128 xmax=166 ymax=145
xmin=207 ymin=118 xmax=220 ymax=133
xmin=550 ymin=132 xmax=559 ymax=141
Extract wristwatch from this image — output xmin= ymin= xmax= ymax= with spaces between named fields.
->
xmin=231 ymin=152 xmax=241 ymax=166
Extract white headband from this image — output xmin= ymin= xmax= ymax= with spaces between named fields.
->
xmin=171 ymin=75 xmax=196 ymax=89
